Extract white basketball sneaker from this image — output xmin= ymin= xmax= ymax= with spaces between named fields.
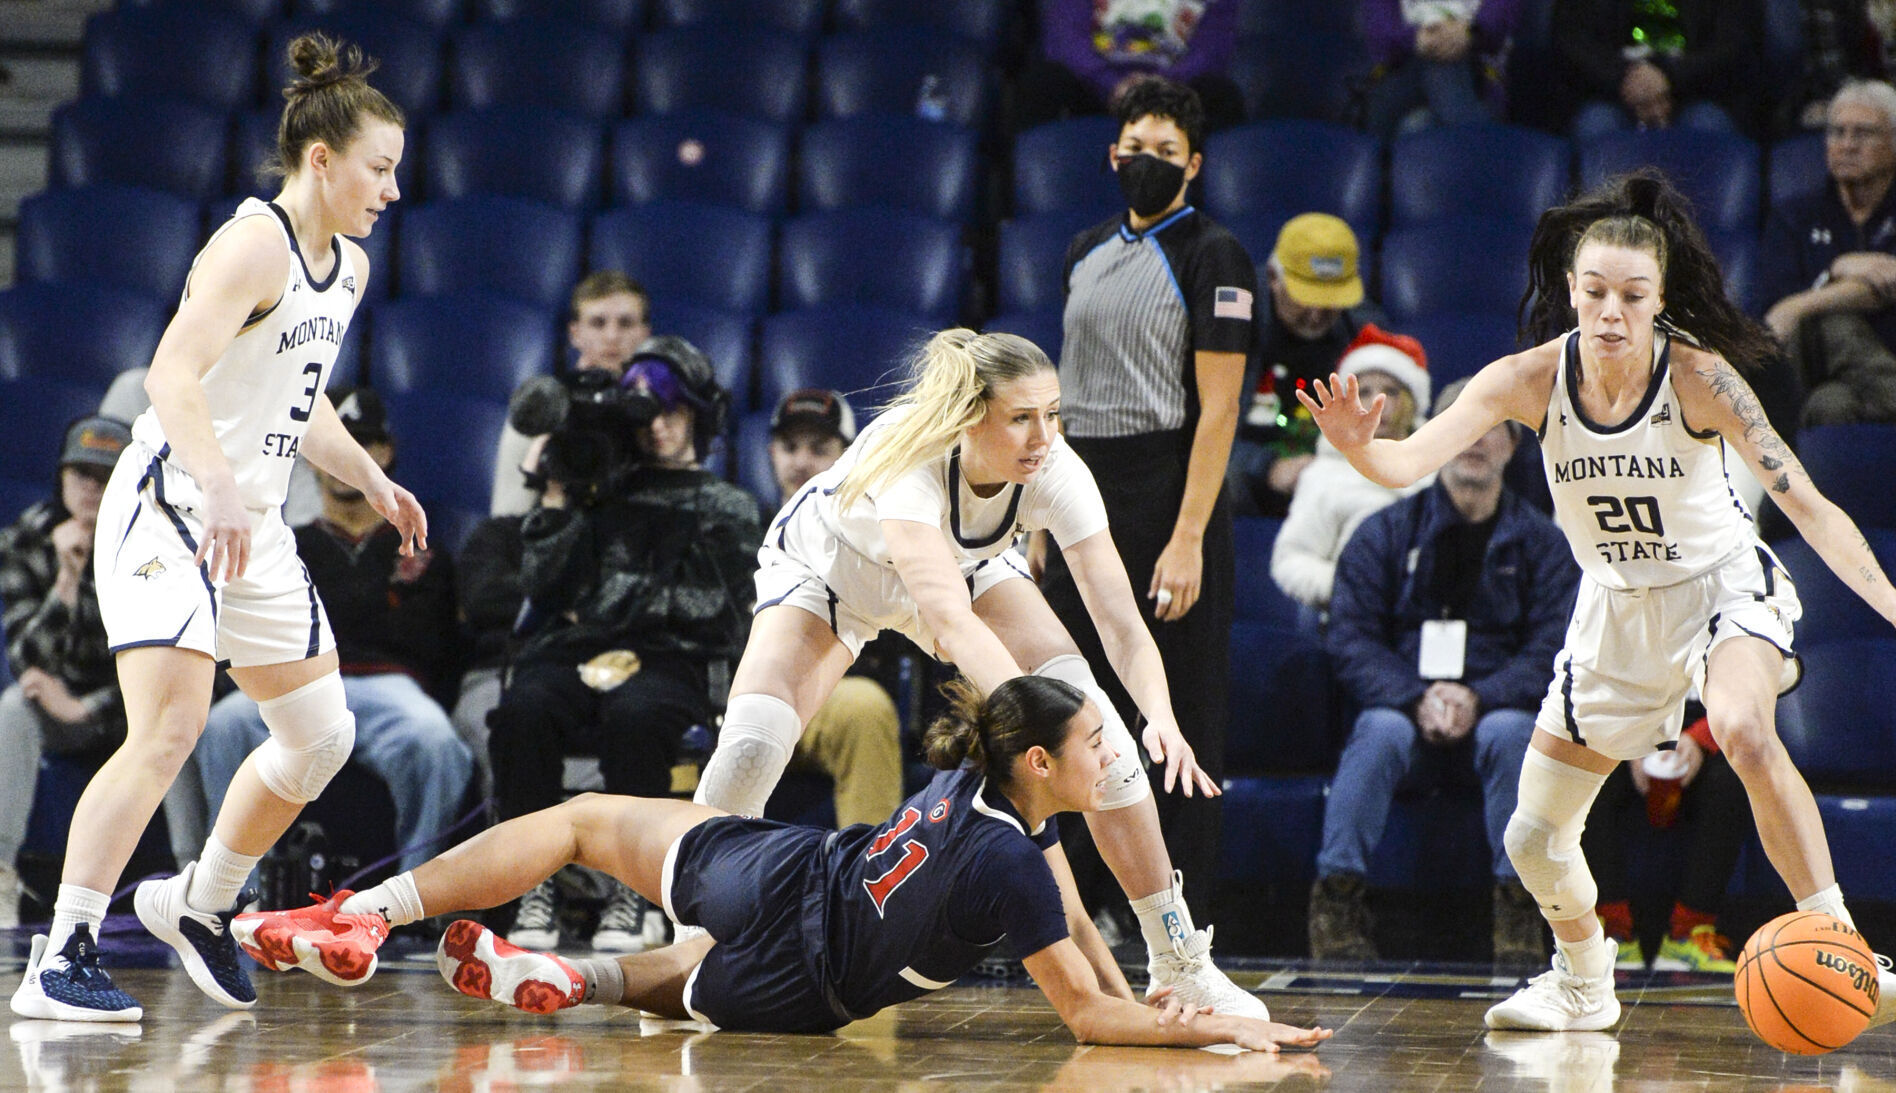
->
xmin=1867 ymin=953 xmax=1895 ymax=1030
xmin=1146 ymin=926 xmax=1271 ymax=1021
xmin=1485 ymin=951 xmax=1620 ymax=1031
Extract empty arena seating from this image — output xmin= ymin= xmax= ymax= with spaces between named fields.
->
xmin=17 ymin=185 xmax=202 ymax=301
xmin=472 ymin=0 xmax=644 ymax=32
xmin=798 ymin=114 xmax=981 ymax=222
xmin=1388 ymin=124 xmax=1571 ymax=228
xmin=1578 ymin=128 xmax=1763 ymax=234
xmin=370 ymin=293 xmax=557 ymax=402
xmin=608 ymin=110 xmax=793 ymax=214
xmin=994 ymin=210 xmax=1096 ymax=315
xmin=1796 ymin=425 xmax=1896 ymax=531
xmin=449 ymin=19 xmax=627 ymax=118
xmin=399 ymin=195 xmax=582 ymax=310
xmin=632 ymin=27 xmax=810 ymax=122
xmin=589 ymin=200 xmax=774 ymax=316
xmin=0 ymin=282 xmax=168 ymax=390
xmin=814 ymin=28 xmax=991 ymax=128
xmin=425 ymin=107 xmax=605 ymax=209
xmin=777 ymin=208 xmax=964 ymax=324
xmin=1378 ymin=218 xmax=1536 ymax=322
xmin=50 ymin=97 xmax=229 ymax=201
xmin=1202 ymin=120 xmax=1381 ymax=238
xmin=263 ymin=11 xmax=444 ymax=117
xmin=654 ymin=0 xmax=824 ymax=36
xmin=757 ymin=305 xmax=932 ymax=410
xmin=81 ymin=5 xmax=257 ymax=111
xmin=1012 ymin=116 xmax=1123 ymax=218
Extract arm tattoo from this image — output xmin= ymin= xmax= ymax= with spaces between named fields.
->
xmin=1858 ymin=530 xmax=1882 ymax=586
xmin=1695 ymin=360 xmax=1806 ymax=486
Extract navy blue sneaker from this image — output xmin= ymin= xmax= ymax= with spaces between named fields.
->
xmin=10 ymin=925 xmax=143 ymax=1021
xmin=134 ymin=862 xmax=257 ymax=1009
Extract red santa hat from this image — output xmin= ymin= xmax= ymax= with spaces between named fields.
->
xmin=1336 ymin=323 xmax=1430 ymax=413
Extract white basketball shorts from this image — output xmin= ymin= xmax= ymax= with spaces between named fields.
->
xmin=1534 ymin=542 xmax=1801 ymax=760
xmin=96 ymin=441 xmax=335 ymax=668
xmin=752 ymin=491 xmax=1029 ymax=659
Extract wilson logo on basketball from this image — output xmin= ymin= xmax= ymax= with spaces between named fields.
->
xmin=1814 ymin=949 xmax=1878 ymax=1001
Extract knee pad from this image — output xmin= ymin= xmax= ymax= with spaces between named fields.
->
xmin=694 ymin=693 xmax=801 ymax=818
xmin=1502 ymin=749 xmax=1609 ymax=923
xmin=252 ymin=673 xmax=355 ymax=804
xmin=1033 ymin=654 xmax=1149 ymax=810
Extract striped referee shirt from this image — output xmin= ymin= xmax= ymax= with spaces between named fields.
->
xmin=1059 ymin=206 xmax=1256 ymax=438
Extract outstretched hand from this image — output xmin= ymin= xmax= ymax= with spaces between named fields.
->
xmin=1141 ymin=717 xmax=1221 ymax=798
xmin=1294 ymin=374 xmax=1386 ymax=455
xmin=368 ymin=478 xmax=429 ymax=555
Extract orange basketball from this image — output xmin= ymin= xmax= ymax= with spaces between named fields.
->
xmin=1734 ymin=912 xmax=1880 ymax=1054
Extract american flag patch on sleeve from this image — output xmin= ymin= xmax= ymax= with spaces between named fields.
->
xmin=1214 ymin=286 xmax=1253 ymax=319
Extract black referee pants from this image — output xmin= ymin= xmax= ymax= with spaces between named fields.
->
xmin=1040 ymin=431 xmax=1233 ymax=917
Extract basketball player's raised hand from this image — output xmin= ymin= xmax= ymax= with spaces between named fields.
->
xmin=1296 ymin=373 xmax=1386 ymax=456
xmin=368 ymin=478 xmax=428 ymax=555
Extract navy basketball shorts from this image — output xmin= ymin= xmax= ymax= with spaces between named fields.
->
xmin=665 ymin=816 xmax=849 ymax=1033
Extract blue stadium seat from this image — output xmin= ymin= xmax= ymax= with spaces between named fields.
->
xmin=380 ymin=393 xmax=510 ymax=513
xmin=449 ymin=19 xmax=626 ymax=118
xmin=0 ymin=379 xmax=115 ymax=486
xmin=1012 ymin=116 xmax=1122 ymax=217
xmin=1773 ymin=533 xmax=1896 ymax=648
xmin=1218 ymin=775 xmax=1325 ymax=886
xmin=609 ymin=110 xmax=792 ymax=215
xmin=0 ymin=282 xmax=169 ymax=389
xmin=733 ymin=409 xmax=777 ymax=510
xmin=995 ymin=210 xmax=1096 ymax=315
xmin=472 ymin=0 xmax=642 ymax=32
xmin=1797 ymin=424 xmax=1896 ymax=530
xmin=758 ymin=305 xmax=932 ymax=410
xmin=1768 ymin=132 xmax=1828 ymax=208
xmin=1228 ymin=621 xmax=1334 ymax=773
xmin=82 ymin=6 xmax=257 ymax=111
xmin=263 ymin=12 xmax=443 ymax=117
xmin=981 ymin=310 xmax=1064 ymax=365
xmin=1815 ymin=795 xmax=1896 ymax=900
xmin=121 ymin=0 xmax=285 ymax=23
xmin=293 ymin=0 xmax=463 ymax=30
xmin=778 ymin=209 xmax=964 ymax=325
xmin=829 ymin=0 xmax=1008 ymax=50
xmin=18 ymin=185 xmax=201 ymax=301
xmin=590 ymin=201 xmax=773 ymax=316
xmin=1229 ymin=32 xmax=1372 ymax=123
xmin=425 ymin=107 xmax=605 ymax=209
xmin=798 ymin=115 xmax=980 ymax=222
xmin=229 ymin=108 xmax=281 ymax=198
xmin=1709 ymin=229 xmax=1760 ymax=316
xmin=1389 ymin=124 xmax=1571 ymax=228
xmin=658 ymin=302 xmax=755 ymax=410
xmin=1232 ymin=516 xmax=1299 ymax=625
xmin=1202 ymin=121 xmax=1382 ymax=236
xmin=371 ymin=295 xmax=556 ymax=402
xmin=632 ymin=28 xmax=809 ymax=123
xmin=325 ymin=302 xmax=368 ymax=391
xmin=399 ymin=196 xmax=581 ymax=310
xmin=654 ymin=0 xmax=822 ymax=36
xmin=1365 ymin=788 xmax=1494 ymax=890
xmin=51 ymin=97 xmax=229 ymax=201
xmin=814 ymin=28 xmax=991 ymax=128
xmin=1578 ymin=128 xmax=1763 ymax=234
xmin=1777 ymin=639 xmax=1896 ymax=785
xmin=1379 ymin=218 xmax=1535 ymax=322
xmin=1396 ymin=311 xmax=1522 ymax=388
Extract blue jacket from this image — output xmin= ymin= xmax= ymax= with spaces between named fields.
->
xmin=1327 ymin=481 xmax=1578 ymax=716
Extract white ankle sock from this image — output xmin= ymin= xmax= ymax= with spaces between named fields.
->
xmin=573 ymin=956 xmax=625 ymax=1005
xmin=1129 ymin=871 xmax=1195 ymax=957
xmin=1797 ymin=884 xmax=1856 ymax=930
xmin=340 ymin=873 xmax=424 ymax=927
xmin=188 ymin=836 xmax=261 ymax=914
xmin=1556 ymin=921 xmax=1614 ymax=981
xmin=48 ymin=884 xmax=111 ymax=956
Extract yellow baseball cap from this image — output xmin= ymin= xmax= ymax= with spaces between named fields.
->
xmin=1272 ymin=213 xmax=1364 ymax=309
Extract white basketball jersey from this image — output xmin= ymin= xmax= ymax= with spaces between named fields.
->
xmin=1539 ymin=330 xmax=1754 ymax=590
xmin=132 ymin=198 xmax=360 ymax=511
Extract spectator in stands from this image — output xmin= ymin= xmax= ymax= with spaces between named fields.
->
xmin=1228 ymin=214 xmax=1384 ymax=518
xmin=1773 ymin=0 xmax=1886 ymax=137
xmin=1269 ymin=325 xmax=1433 ymax=626
xmin=1762 ymin=79 xmax=1896 ymax=427
xmin=1017 ymin=0 xmax=1245 ymax=134
xmin=1360 ymin=0 xmax=1520 ymax=142
xmin=0 ymin=416 xmax=133 ymax=929
xmin=491 ymin=272 xmax=651 ymax=518
xmin=1309 ymin=379 xmax=1578 ymax=963
xmin=1584 ymin=705 xmax=1751 ymax=973
xmin=489 ymin=336 xmax=757 ymax=952
xmin=760 ymin=389 xmax=905 ymax=828
xmin=1549 ymin=0 xmax=1762 ymax=140
xmin=192 ymin=389 xmax=472 ymax=875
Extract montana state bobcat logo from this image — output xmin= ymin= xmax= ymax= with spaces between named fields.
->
xmin=342 ymin=276 xmax=357 ymax=298
xmin=1650 ymin=404 xmax=1672 ymax=426
xmin=133 ymin=557 xmax=166 ymax=580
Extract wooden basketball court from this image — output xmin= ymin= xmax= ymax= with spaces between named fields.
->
xmin=6 ymin=932 xmax=1895 ymax=1091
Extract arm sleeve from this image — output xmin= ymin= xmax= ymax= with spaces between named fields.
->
xmin=1185 ymin=230 xmax=1257 ymax=357
xmin=1326 ymin=514 xmax=1430 ymax=712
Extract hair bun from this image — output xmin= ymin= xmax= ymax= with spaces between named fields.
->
xmin=1624 ymin=173 xmax=1666 ymax=220
xmin=285 ymin=33 xmax=374 ymax=97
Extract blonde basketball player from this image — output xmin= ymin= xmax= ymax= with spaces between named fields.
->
xmin=10 ymin=34 xmax=420 ymax=1021
xmin=1300 ymin=171 xmax=1896 ymax=1032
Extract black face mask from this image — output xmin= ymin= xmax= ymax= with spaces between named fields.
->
xmin=1116 ymin=153 xmax=1187 ymax=218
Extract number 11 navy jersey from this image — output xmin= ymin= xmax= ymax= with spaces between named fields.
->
xmin=820 ymin=766 xmax=1069 ymax=1019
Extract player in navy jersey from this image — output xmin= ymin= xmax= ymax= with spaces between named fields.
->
xmin=10 ymin=34 xmax=421 ymax=1023
xmin=235 ymin=676 xmax=1331 ymax=1051
xmin=1299 ymin=170 xmax=1896 ymax=1033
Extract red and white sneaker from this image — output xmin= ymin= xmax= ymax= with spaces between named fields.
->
xmin=436 ymin=920 xmax=585 ymax=1015
xmin=231 ymin=892 xmax=389 ymax=987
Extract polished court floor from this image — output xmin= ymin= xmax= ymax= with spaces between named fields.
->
xmin=4 ymin=932 xmax=1896 ymax=1091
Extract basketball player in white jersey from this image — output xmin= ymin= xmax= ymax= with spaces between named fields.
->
xmin=10 ymin=33 xmax=421 ymax=1022
xmin=1299 ymin=171 xmax=1896 ymax=1032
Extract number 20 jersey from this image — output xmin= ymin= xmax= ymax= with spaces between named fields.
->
xmin=1539 ymin=329 xmax=1753 ymax=590
xmin=130 ymin=198 xmax=360 ymax=512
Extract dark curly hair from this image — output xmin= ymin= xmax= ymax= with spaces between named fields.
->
xmin=1113 ymin=77 xmax=1206 ymax=156
xmin=1519 ymin=170 xmax=1778 ymax=375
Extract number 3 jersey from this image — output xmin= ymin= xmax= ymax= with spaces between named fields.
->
xmin=1539 ymin=329 xmax=1754 ymax=590
xmin=822 ymin=766 xmax=1069 ymax=1018
xmin=131 ymin=198 xmax=360 ymax=512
